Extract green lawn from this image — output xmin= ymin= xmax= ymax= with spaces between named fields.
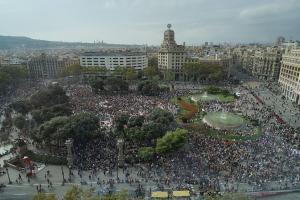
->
xmin=218 ymin=94 xmax=236 ymax=102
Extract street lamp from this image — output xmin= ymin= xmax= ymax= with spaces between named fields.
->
xmin=5 ymin=168 xmax=12 ymax=184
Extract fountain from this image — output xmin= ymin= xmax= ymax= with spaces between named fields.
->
xmin=203 ymin=112 xmax=244 ymax=130
xmin=220 ymin=112 xmax=227 ymax=120
xmin=0 ymin=144 xmax=13 ymax=156
xmin=191 ymin=91 xmax=219 ymax=102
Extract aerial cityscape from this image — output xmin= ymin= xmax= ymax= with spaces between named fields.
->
xmin=0 ymin=0 xmax=300 ymax=200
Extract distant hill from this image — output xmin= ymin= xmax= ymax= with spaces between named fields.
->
xmin=0 ymin=35 xmax=142 ymax=50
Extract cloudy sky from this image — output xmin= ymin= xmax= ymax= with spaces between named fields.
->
xmin=0 ymin=0 xmax=299 ymax=45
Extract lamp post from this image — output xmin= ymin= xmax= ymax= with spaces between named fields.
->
xmin=6 ymin=167 xmax=12 ymax=184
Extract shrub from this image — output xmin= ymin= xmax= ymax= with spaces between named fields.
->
xmin=138 ymin=147 xmax=155 ymax=161
xmin=156 ymin=128 xmax=188 ymax=154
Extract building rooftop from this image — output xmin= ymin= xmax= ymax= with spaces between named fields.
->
xmin=81 ymin=51 xmax=146 ymax=57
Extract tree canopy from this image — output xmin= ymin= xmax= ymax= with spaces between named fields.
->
xmin=114 ymin=108 xmax=176 ymax=143
xmin=30 ymin=85 xmax=69 ymax=108
xmin=183 ymin=62 xmax=224 ymax=82
xmin=137 ymin=81 xmax=160 ymax=96
xmin=156 ymin=128 xmax=188 ymax=154
xmin=138 ymin=147 xmax=155 ymax=161
xmin=33 ymin=112 xmax=99 ymax=143
xmin=0 ymin=65 xmax=28 ymax=94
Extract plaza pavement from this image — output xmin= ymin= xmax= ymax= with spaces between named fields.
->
xmin=254 ymin=85 xmax=300 ymax=129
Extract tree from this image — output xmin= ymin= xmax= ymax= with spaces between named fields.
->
xmin=137 ymin=81 xmax=160 ymax=96
xmin=125 ymin=67 xmax=137 ymax=81
xmin=125 ymin=126 xmax=144 ymax=141
xmin=183 ymin=62 xmax=224 ymax=82
xmin=104 ymin=77 xmax=129 ymax=91
xmin=60 ymin=64 xmax=83 ymax=77
xmin=114 ymin=113 xmax=129 ymax=135
xmin=90 ymin=79 xmax=105 ymax=94
xmin=61 ymin=113 xmax=99 ymax=140
xmin=9 ymin=100 xmax=32 ymax=115
xmin=0 ymin=66 xmax=28 ymax=94
xmin=36 ymin=116 xmax=69 ymax=144
xmin=30 ymin=85 xmax=69 ymax=108
xmin=141 ymin=121 xmax=165 ymax=141
xmin=156 ymin=128 xmax=188 ymax=154
xmin=33 ymin=193 xmax=57 ymax=200
xmin=165 ymin=70 xmax=175 ymax=82
xmin=112 ymin=66 xmax=126 ymax=78
xmin=144 ymin=66 xmax=159 ymax=80
xmin=148 ymin=108 xmax=175 ymax=125
xmin=13 ymin=114 xmax=26 ymax=130
xmin=31 ymin=103 xmax=72 ymax=125
xmin=127 ymin=115 xmax=145 ymax=128
xmin=138 ymin=147 xmax=155 ymax=161
xmin=148 ymin=57 xmax=158 ymax=68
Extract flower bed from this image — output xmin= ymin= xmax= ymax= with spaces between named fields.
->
xmin=178 ymin=99 xmax=198 ymax=122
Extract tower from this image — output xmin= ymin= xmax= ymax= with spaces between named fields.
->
xmin=158 ymin=24 xmax=186 ymax=81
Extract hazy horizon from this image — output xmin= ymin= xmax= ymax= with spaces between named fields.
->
xmin=1 ymin=0 xmax=300 ymax=45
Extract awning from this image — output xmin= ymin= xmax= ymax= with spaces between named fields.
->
xmin=151 ymin=191 xmax=168 ymax=198
xmin=173 ymin=190 xmax=190 ymax=197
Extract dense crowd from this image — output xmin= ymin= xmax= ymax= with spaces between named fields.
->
xmin=67 ymin=84 xmax=177 ymax=128
xmin=2 ymin=81 xmax=300 ymax=195
xmin=65 ymin=83 xmax=300 ymax=193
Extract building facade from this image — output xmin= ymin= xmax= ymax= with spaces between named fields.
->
xmin=252 ymin=48 xmax=283 ymax=81
xmin=278 ymin=49 xmax=300 ymax=104
xmin=80 ymin=52 xmax=147 ymax=71
xmin=27 ymin=53 xmax=78 ymax=79
xmin=158 ymin=24 xmax=186 ymax=80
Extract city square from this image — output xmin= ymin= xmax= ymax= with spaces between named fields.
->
xmin=0 ymin=1 xmax=300 ymax=199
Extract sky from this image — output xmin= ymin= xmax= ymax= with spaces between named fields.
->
xmin=0 ymin=0 xmax=300 ymax=45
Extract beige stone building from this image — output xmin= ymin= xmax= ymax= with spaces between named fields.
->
xmin=252 ymin=48 xmax=283 ymax=81
xmin=158 ymin=24 xmax=186 ymax=81
xmin=278 ymin=49 xmax=300 ymax=104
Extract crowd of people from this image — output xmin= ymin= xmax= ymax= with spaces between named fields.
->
xmin=62 ymin=82 xmax=299 ymax=194
xmin=152 ymin=85 xmax=300 ymax=192
xmin=1 ymin=80 xmax=300 ymax=196
xmin=67 ymin=84 xmax=177 ymax=128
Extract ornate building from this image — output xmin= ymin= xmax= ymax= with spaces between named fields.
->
xmin=252 ymin=48 xmax=283 ymax=81
xmin=278 ymin=48 xmax=300 ymax=104
xmin=158 ymin=24 xmax=186 ymax=81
